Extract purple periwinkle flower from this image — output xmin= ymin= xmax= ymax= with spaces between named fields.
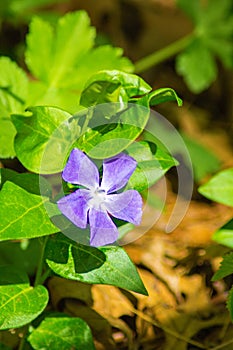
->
xmin=57 ymin=148 xmax=142 ymax=246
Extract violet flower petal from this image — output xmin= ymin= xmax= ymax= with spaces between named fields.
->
xmin=105 ymin=190 xmax=142 ymax=225
xmin=57 ymin=189 xmax=91 ymax=228
xmin=89 ymin=207 xmax=119 ymax=246
xmin=101 ymin=153 xmax=137 ymax=193
xmin=62 ymin=148 xmax=99 ymax=189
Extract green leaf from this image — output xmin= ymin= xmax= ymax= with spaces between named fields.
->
xmin=176 ymin=39 xmax=217 ymax=93
xmin=62 ymin=46 xmax=133 ymax=90
xmin=0 ymin=56 xmax=28 ymax=158
xmin=80 ymin=70 xmax=151 ymax=107
xmin=76 ymin=102 xmax=150 ymax=159
xmin=198 ymin=168 xmax=233 ymax=206
xmin=0 ymin=119 xmax=16 ymax=159
xmin=147 ymin=87 xmax=183 ymax=107
xmin=0 ymin=266 xmax=48 ymax=330
xmin=227 ymin=285 xmax=233 ymax=322
xmin=176 ymin=0 xmax=201 ymax=23
xmin=12 ymin=106 xmax=80 ymax=174
xmin=212 ymin=219 xmax=233 ymax=248
xmin=212 ymin=252 xmax=233 ymax=281
xmin=45 ymin=233 xmax=148 ymax=295
xmin=0 ymin=181 xmax=58 ymax=242
xmin=0 ymin=169 xmax=52 ymax=197
xmin=126 ymin=141 xmax=177 ymax=192
xmin=28 ymin=317 xmax=95 ymax=350
xmin=182 ymin=133 xmax=221 ymax=182
xmin=26 ymin=11 xmax=95 ymax=86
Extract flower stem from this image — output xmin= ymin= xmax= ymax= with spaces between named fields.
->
xmin=34 ymin=236 xmax=49 ymax=287
xmin=18 ymin=236 xmax=49 ymax=350
xmin=134 ymin=33 xmax=194 ymax=73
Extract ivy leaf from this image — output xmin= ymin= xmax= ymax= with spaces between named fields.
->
xmin=45 ymin=233 xmax=148 ymax=295
xmin=28 ymin=317 xmax=95 ymax=350
xmin=76 ymin=103 xmax=150 ymax=159
xmin=198 ymin=168 xmax=233 ymax=206
xmin=126 ymin=141 xmax=178 ymax=192
xmin=176 ymin=39 xmax=217 ymax=93
xmin=0 ymin=181 xmax=59 ymax=242
xmin=12 ymin=106 xmax=79 ymax=174
xmin=212 ymin=219 xmax=233 ymax=248
xmin=0 ymin=266 xmax=48 ymax=330
xmin=212 ymin=252 xmax=233 ymax=281
xmin=0 ymin=56 xmax=28 ymax=158
xmin=80 ymin=70 xmax=151 ymax=107
xmin=227 ymin=285 xmax=233 ymax=322
xmin=147 ymin=87 xmax=182 ymax=107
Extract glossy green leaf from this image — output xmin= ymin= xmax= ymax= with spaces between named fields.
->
xmin=80 ymin=70 xmax=151 ymax=107
xmin=0 ymin=266 xmax=48 ymax=330
xmin=45 ymin=233 xmax=148 ymax=295
xmin=212 ymin=219 xmax=233 ymax=248
xmin=0 ymin=56 xmax=28 ymax=158
xmin=126 ymin=141 xmax=177 ymax=192
xmin=12 ymin=106 xmax=80 ymax=174
xmin=227 ymin=286 xmax=233 ymax=322
xmin=212 ymin=252 xmax=233 ymax=281
xmin=182 ymin=133 xmax=220 ymax=182
xmin=176 ymin=39 xmax=217 ymax=93
xmin=147 ymin=88 xmax=182 ymax=107
xmin=28 ymin=317 xmax=95 ymax=350
xmin=198 ymin=168 xmax=233 ymax=206
xmin=0 ymin=181 xmax=58 ymax=242
xmin=76 ymin=102 xmax=150 ymax=159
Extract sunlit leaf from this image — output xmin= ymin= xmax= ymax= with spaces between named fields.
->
xmin=45 ymin=233 xmax=148 ymax=295
xmin=0 ymin=266 xmax=48 ymax=330
xmin=126 ymin=141 xmax=177 ymax=192
xmin=212 ymin=219 xmax=233 ymax=248
xmin=12 ymin=106 xmax=79 ymax=174
xmin=28 ymin=317 xmax=95 ymax=350
xmin=198 ymin=168 xmax=233 ymax=206
xmin=212 ymin=252 xmax=233 ymax=281
xmin=0 ymin=181 xmax=58 ymax=241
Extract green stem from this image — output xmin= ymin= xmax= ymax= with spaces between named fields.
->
xmin=0 ymin=86 xmax=25 ymax=105
xmin=34 ymin=236 xmax=49 ymax=287
xmin=18 ymin=236 xmax=49 ymax=350
xmin=134 ymin=33 xmax=195 ymax=73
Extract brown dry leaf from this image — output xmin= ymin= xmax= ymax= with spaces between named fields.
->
xmin=92 ymin=285 xmax=133 ymax=319
xmin=92 ymin=285 xmax=135 ymax=349
xmin=47 ymin=276 xmax=93 ymax=309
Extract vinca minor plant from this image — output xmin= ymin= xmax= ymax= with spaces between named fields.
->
xmin=0 ymin=10 xmax=182 ymax=350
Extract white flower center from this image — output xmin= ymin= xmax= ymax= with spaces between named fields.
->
xmin=88 ymin=187 xmax=107 ymax=210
